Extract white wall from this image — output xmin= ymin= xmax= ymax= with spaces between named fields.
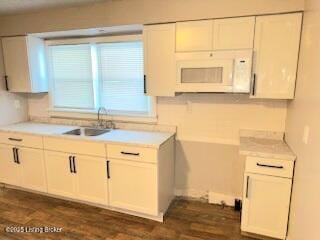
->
xmin=0 ymin=42 xmax=28 ymax=126
xmin=286 ymin=0 xmax=320 ymax=239
xmin=0 ymin=0 xmax=304 ymax=36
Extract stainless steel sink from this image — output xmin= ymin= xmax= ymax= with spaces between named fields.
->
xmin=84 ymin=128 xmax=110 ymax=136
xmin=63 ymin=128 xmax=110 ymax=137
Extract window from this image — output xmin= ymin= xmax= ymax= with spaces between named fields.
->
xmin=47 ymin=37 xmax=153 ymax=119
xmin=48 ymin=44 xmax=95 ymax=109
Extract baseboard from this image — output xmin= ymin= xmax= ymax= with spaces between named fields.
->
xmin=208 ymin=192 xmax=239 ymax=207
xmin=174 ymin=189 xmax=240 ymax=207
xmin=174 ymin=189 xmax=208 ymax=200
xmin=241 ymin=231 xmax=280 ymax=240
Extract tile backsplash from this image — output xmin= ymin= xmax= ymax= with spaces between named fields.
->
xmin=29 ymin=116 xmax=177 ymax=133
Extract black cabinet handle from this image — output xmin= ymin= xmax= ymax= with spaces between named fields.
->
xmin=8 ymin=138 xmax=23 ymax=142
xmin=143 ymin=75 xmax=147 ymax=94
xmin=106 ymin=160 xmax=110 ymax=179
xmin=256 ymin=163 xmax=284 ymax=169
xmin=246 ymin=176 xmax=250 ymax=198
xmin=69 ymin=156 xmax=73 ymax=173
xmin=121 ymin=151 xmax=140 ymax=156
xmin=4 ymin=75 xmax=9 ymax=91
xmin=72 ymin=156 xmax=76 ymax=173
xmin=15 ymin=148 xmax=20 ymax=164
xmin=12 ymin=147 xmax=17 ymax=163
xmin=252 ymin=74 xmax=256 ymax=96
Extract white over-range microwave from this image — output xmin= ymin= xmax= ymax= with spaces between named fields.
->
xmin=175 ymin=50 xmax=253 ymax=93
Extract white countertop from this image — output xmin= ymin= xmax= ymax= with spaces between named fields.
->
xmin=239 ymin=136 xmax=296 ymax=161
xmin=0 ymin=122 xmax=175 ymax=148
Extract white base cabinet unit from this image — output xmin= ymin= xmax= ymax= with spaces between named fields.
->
xmin=107 ymin=138 xmax=175 ymax=218
xmin=1 ymin=35 xmax=48 ymax=93
xmin=43 ymin=135 xmax=175 ymax=221
xmin=0 ymin=126 xmax=175 ymax=222
xmin=241 ymin=156 xmax=294 ymax=240
xmin=0 ymin=133 xmax=47 ymax=192
xmin=108 ymin=158 xmax=158 ymax=215
xmin=43 ymin=137 xmax=108 ymax=205
xmin=44 ymin=151 xmax=107 ymax=205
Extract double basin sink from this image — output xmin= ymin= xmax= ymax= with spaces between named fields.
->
xmin=63 ymin=127 xmax=111 ymax=137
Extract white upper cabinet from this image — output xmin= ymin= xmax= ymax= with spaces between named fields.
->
xmin=176 ymin=17 xmax=255 ymax=52
xmin=143 ymin=23 xmax=176 ymax=96
xmin=2 ymin=35 xmax=48 ymax=93
xmin=252 ymin=13 xmax=302 ymax=99
xmin=144 ymin=14 xmax=301 ymax=98
xmin=176 ymin=20 xmax=213 ymax=52
xmin=213 ymin=17 xmax=255 ymax=50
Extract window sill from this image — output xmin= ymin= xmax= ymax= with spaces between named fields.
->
xmin=48 ymin=108 xmax=158 ymax=124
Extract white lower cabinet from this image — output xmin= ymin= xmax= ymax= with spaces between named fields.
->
xmin=75 ymin=155 xmax=107 ymax=205
xmin=0 ymin=143 xmax=46 ymax=191
xmin=45 ymin=151 xmax=76 ymax=198
xmin=108 ymin=158 xmax=158 ymax=215
xmin=45 ymin=150 xmax=107 ymax=205
xmin=19 ymin=147 xmax=47 ymax=192
xmin=0 ymin=130 xmax=175 ymax=221
xmin=241 ymin=157 xmax=294 ymax=239
xmin=0 ymin=144 xmax=21 ymax=186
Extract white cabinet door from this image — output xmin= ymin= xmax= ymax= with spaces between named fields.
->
xmin=0 ymin=144 xmax=21 ymax=186
xmin=19 ymin=147 xmax=47 ymax=192
xmin=45 ymin=151 xmax=76 ymax=198
xmin=108 ymin=159 xmax=158 ymax=215
xmin=241 ymin=173 xmax=292 ymax=239
xmin=213 ymin=17 xmax=255 ymax=50
xmin=2 ymin=36 xmax=31 ymax=92
xmin=143 ymin=24 xmax=176 ymax=96
xmin=74 ymin=155 xmax=107 ymax=205
xmin=2 ymin=36 xmax=47 ymax=93
xmin=252 ymin=13 xmax=302 ymax=99
xmin=176 ymin=20 xmax=213 ymax=52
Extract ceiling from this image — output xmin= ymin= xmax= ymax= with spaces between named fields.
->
xmin=0 ymin=0 xmax=105 ymax=16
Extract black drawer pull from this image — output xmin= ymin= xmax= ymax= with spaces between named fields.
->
xmin=106 ymin=160 xmax=110 ymax=179
xmin=15 ymin=148 xmax=20 ymax=164
xmin=256 ymin=163 xmax=284 ymax=169
xmin=69 ymin=156 xmax=73 ymax=173
xmin=4 ymin=75 xmax=9 ymax=91
xmin=246 ymin=176 xmax=250 ymax=198
xmin=121 ymin=151 xmax=140 ymax=156
xmin=8 ymin=138 xmax=22 ymax=142
xmin=72 ymin=156 xmax=77 ymax=174
xmin=12 ymin=148 xmax=17 ymax=163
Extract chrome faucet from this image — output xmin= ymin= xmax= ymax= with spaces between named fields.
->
xmin=97 ymin=107 xmax=115 ymax=129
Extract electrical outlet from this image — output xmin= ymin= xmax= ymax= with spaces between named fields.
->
xmin=303 ymin=125 xmax=310 ymax=144
xmin=14 ymin=99 xmax=21 ymax=109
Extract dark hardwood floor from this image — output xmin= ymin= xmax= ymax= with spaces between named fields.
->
xmin=0 ymin=187 xmax=256 ymax=240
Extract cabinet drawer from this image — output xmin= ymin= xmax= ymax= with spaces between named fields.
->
xmin=245 ymin=157 xmax=294 ymax=178
xmin=107 ymin=144 xmax=157 ymax=163
xmin=0 ymin=131 xmax=43 ymax=149
xmin=43 ymin=137 xmax=106 ymax=157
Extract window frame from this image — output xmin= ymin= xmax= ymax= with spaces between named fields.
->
xmin=45 ymin=35 xmax=157 ymax=123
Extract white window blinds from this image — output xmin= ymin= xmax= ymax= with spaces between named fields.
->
xmin=48 ymin=44 xmax=95 ymax=109
xmin=97 ymin=41 xmax=149 ymax=114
